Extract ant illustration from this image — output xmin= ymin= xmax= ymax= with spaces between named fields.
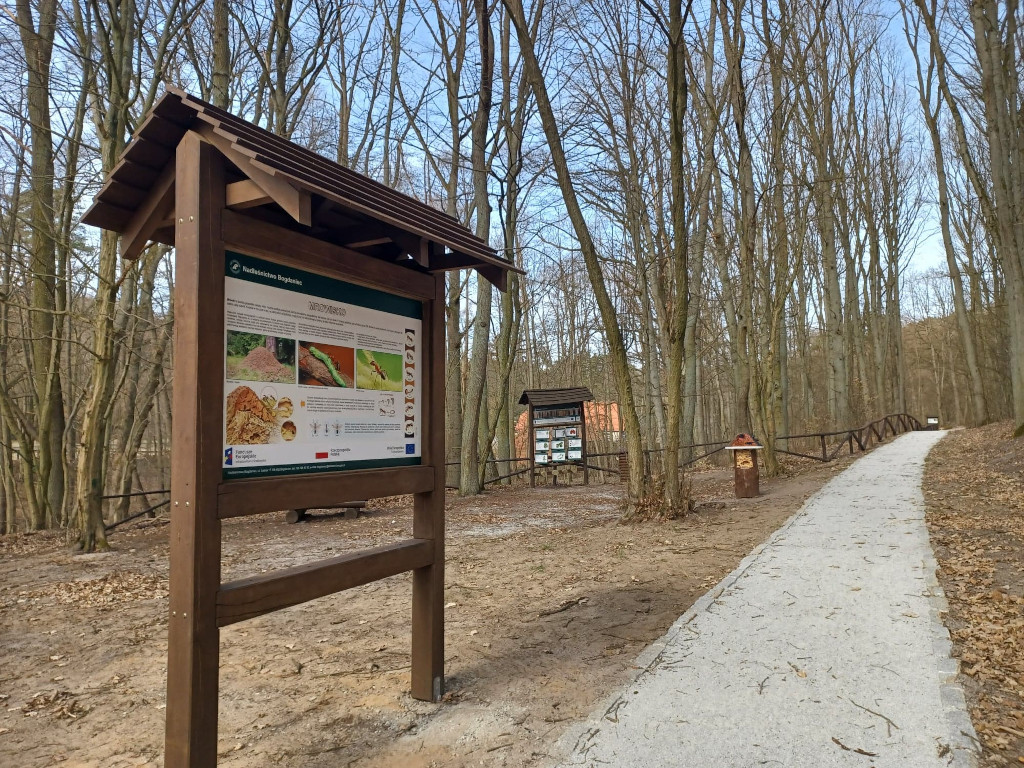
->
xmin=332 ymin=421 xmax=342 ymax=436
xmin=366 ymin=354 xmax=387 ymax=382
xmin=310 ymin=420 xmax=321 ymax=437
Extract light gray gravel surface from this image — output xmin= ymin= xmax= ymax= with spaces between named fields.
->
xmin=556 ymin=430 xmax=977 ymax=768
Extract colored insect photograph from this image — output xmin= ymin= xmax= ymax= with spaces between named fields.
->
xmin=297 ymin=341 xmax=355 ymax=387
xmin=356 ymin=349 xmax=403 ymax=392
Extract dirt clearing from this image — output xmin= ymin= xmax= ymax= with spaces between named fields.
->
xmin=924 ymin=423 xmax=1024 ymax=766
xmin=0 ymin=457 xmax=852 ymax=768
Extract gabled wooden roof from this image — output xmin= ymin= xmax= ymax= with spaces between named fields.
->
xmin=82 ymin=87 xmax=518 ymax=289
xmin=518 ymin=387 xmax=595 ymax=407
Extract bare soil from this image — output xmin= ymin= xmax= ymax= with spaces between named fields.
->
xmin=924 ymin=424 xmax=1024 ymax=766
xmin=0 ymin=457 xmax=854 ymax=768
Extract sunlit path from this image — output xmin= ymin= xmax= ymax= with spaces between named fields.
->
xmin=557 ymin=431 xmax=977 ymax=768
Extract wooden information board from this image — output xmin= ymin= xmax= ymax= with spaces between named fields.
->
xmin=82 ymin=89 xmax=516 ymax=767
xmin=520 ymin=388 xmax=594 ymax=487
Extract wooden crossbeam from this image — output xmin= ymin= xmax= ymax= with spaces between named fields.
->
xmin=217 ymin=464 xmax=434 ymax=519
xmin=120 ymin=159 xmax=176 ymax=260
xmin=477 ymin=264 xmax=507 ymax=292
xmin=222 ymin=210 xmax=435 ymax=301
xmin=346 ymin=236 xmax=392 ymax=248
xmin=217 ymin=539 xmax=433 ymax=626
xmin=225 ymin=179 xmax=272 ymax=209
xmin=195 ymin=124 xmax=311 ymax=226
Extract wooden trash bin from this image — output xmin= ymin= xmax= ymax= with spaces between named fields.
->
xmin=724 ymin=433 xmax=763 ymax=498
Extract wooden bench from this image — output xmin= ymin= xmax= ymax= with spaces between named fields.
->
xmin=286 ymin=502 xmax=368 ymax=524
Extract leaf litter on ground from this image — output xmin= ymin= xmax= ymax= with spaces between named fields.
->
xmin=925 ymin=422 xmax=1024 ymax=764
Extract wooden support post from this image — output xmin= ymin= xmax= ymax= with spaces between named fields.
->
xmin=411 ymin=270 xmax=445 ymax=702
xmin=820 ymin=434 xmax=827 ymax=461
xmin=528 ymin=404 xmax=536 ymax=488
xmin=165 ymin=132 xmax=225 ymax=768
xmin=581 ymin=404 xmax=589 ymax=486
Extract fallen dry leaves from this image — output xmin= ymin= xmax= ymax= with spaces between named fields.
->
xmin=925 ymin=422 xmax=1024 ymax=765
xmin=6 ymin=570 xmax=168 ymax=610
xmin=21 ymin=689 xmax=88 ymax=720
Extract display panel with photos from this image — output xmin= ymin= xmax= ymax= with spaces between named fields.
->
xmin=529 ymin=401 xmax=589 ymax=477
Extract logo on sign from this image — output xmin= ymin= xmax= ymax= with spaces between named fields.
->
xmin=229 ymin=259 xmax=242 ymax=275
xmin=315 ymin=451 xmax=329 ymax=460
xmin=224 ymin=447 xmax=233 ymax=465
xmin=405 ymin=444 xmax=415 ymax=455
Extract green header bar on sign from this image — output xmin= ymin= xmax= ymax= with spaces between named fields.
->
xmin=226 ymin=250 xmax=423 ymax=320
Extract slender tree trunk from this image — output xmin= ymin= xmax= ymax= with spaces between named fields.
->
xmin=211 ymin=0 xmax=230 ymax=108
xmin=662 ymin=0 xmax=693 ymax=514
xmin=903 ymin=10 xmax=988 ymax=424
xmin=72 ymin=231 xmax=119 ymax=552
xmin=504 ymin=0 xmax=648 ymax=512
xmin=459 ymin=0 xmax=494 ymax=495
xmin=17 ymin=0 xmax=64 ymax=529
xmin=967 ymin=0 xmax=1024 ymax=431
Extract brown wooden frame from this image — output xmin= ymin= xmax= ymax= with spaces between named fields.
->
xmin=84 ymin=89 xmax=515 ymax=768
xmin=162 ymin=136 xmax=448 ymax=766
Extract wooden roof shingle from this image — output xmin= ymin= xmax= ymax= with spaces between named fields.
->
xmin=82 ymin=87 xmax=518 ymax=288
xmin=518 ymin=388 xmax=595 ymax=407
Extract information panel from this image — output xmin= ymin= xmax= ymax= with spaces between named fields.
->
xmin=222 ymin=251 xmax=421 ymax=478
xmin=531 ymin=407 xmax=582 ymax=465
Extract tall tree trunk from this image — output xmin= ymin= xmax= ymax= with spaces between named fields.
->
xmin=17 ymin=0 xmax=65 ymax=529
xmin=504 ymin=0 xmax=649 ymax=512
xmin=967 ymin=0 xmax=1024 ymax=431
xmin=902 ymin=9 xmax=988 ymax=424
xmin=662 ymin=0 xmax=694 ymax=514
xmin=72 ymin=231 xmax=120 ymax=552
xmin=459 ymin=0 xmax=495 ymax=495
xmin=211 ymin=0 xmax=230 ymax=108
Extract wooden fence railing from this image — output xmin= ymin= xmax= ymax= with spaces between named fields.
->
xmin=445 ymin=412 xmax=924 ymax=489
xmin=774 ymin=412 xmax=922 ymax=462
xmin=101 ymin=489 xmax=170 ymax=531
xmin=105 ymin=414 xmax=923 ymax=509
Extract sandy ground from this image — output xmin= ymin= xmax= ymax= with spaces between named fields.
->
xmin=0 ymin=456 xmax=858 ymax=768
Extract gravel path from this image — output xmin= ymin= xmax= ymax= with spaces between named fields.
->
xmin=556 ymin=431 xmax=978 ymax=768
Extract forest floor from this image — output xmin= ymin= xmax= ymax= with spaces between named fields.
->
xmin=924 ymin=423 xmax=1024 ymax=766
xmin=0 ymin=453 xmax=853 ymax=768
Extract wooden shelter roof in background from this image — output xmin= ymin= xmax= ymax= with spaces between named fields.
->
xmin=82 ymin=87 xmax=518 ymax=289
xmin=518 ymin=388 xmax=595 ymax=407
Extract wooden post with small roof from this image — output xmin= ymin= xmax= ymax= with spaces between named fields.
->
xmin=82 ymin=88 xmax=518 ymax=768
